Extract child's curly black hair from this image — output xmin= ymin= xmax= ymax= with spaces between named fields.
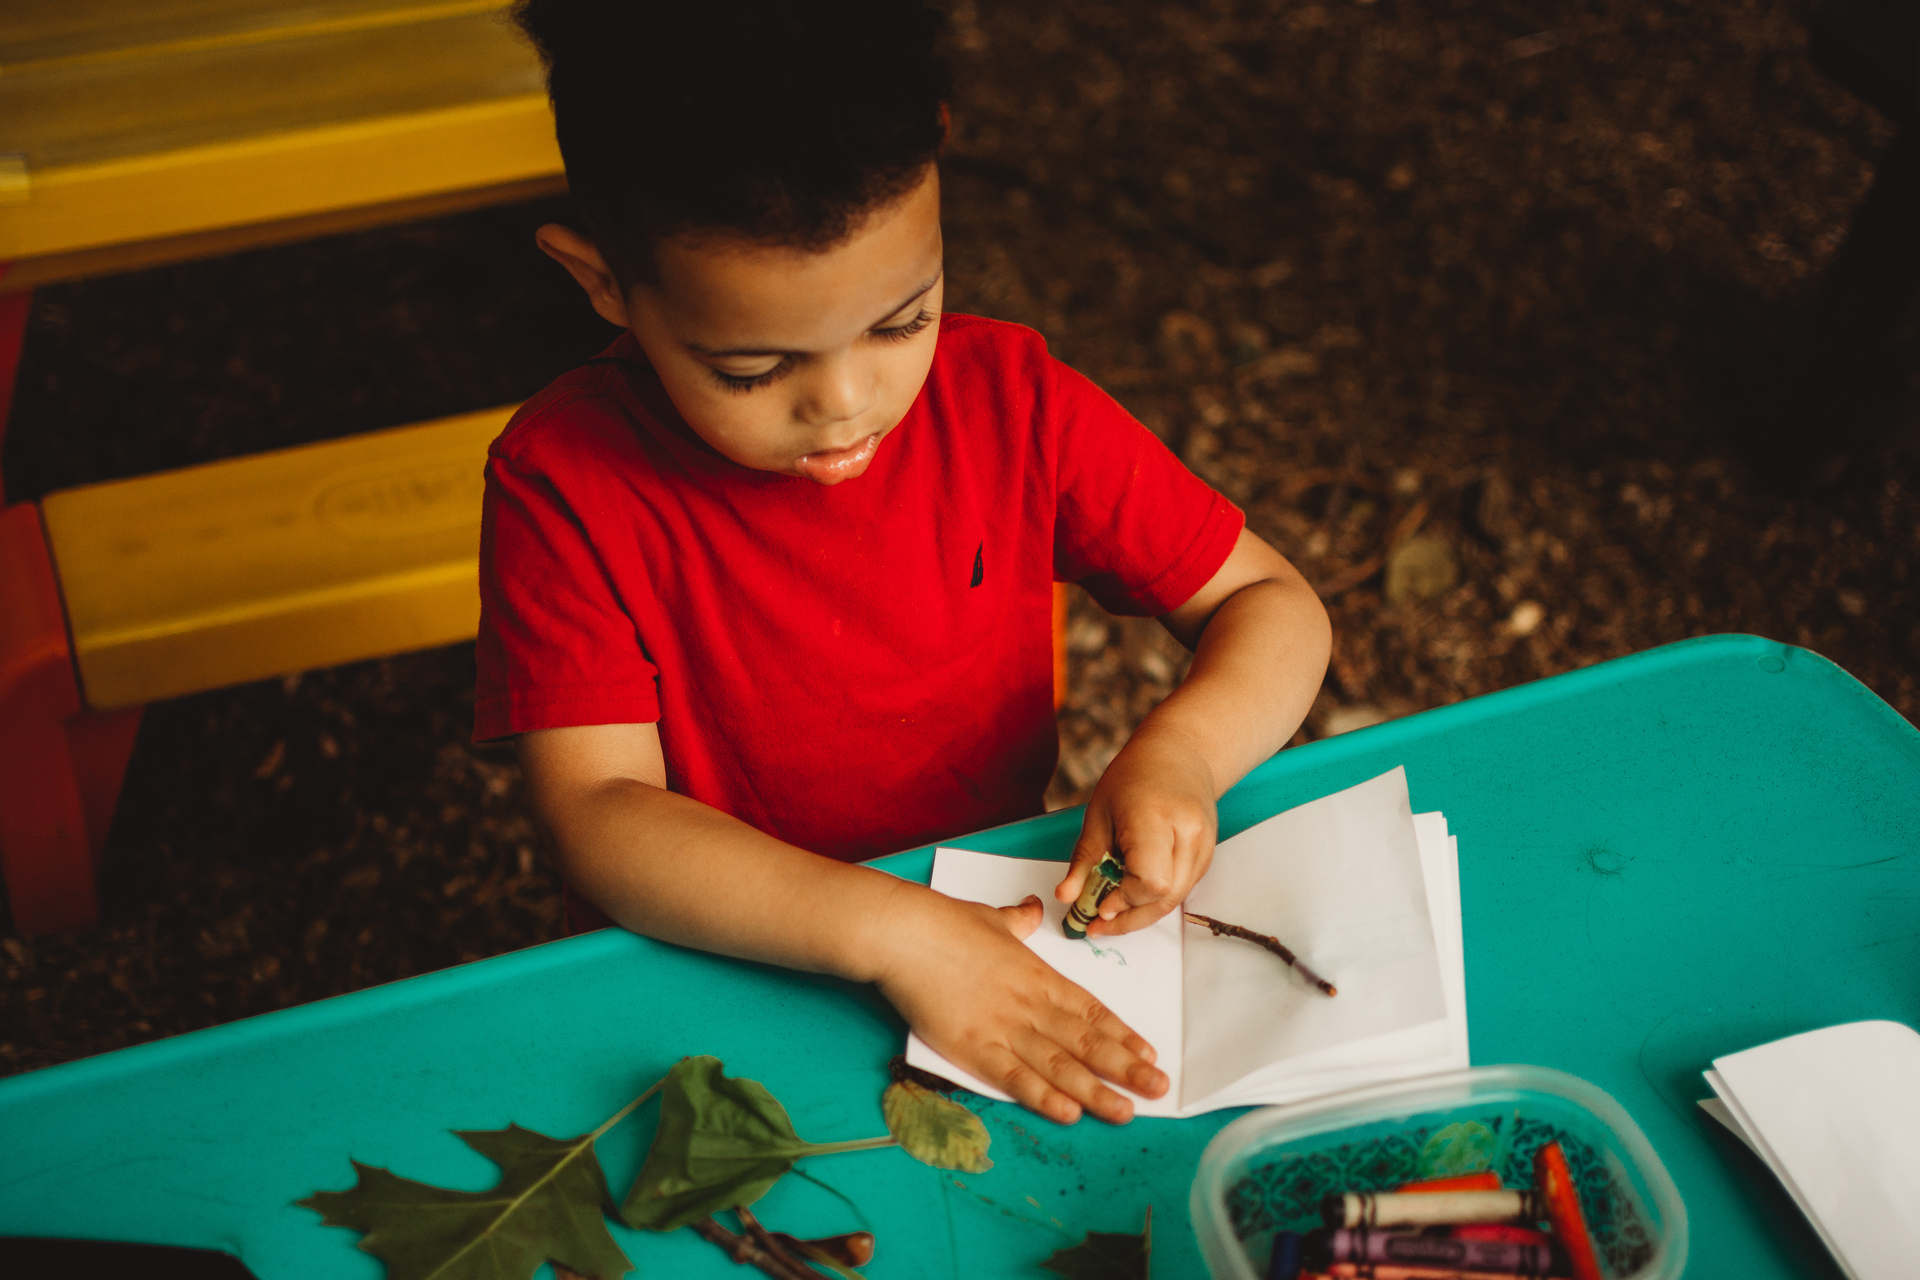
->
xmin=513 ymin=0 xmax=951 ymax=289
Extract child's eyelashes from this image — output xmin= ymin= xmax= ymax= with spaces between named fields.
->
xmin=709 ymin=360 xmax=791 ymax=394
xmin=872 ymin=307 xmax=936 ymax=343
xmin=702 ymin=309 xmax=936 ymax=393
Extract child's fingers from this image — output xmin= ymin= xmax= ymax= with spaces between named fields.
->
xmin=1066 ymin=1021 xmax=1167 ymax=1097
xmin=1037 ymin=985 xmax=1168 ymax=1099
xmin=994 ymin=895 xmax=1045 ymax=940
xmin=1100 ymin=829 xmax=1178 ymax=921
xmin=990 ymin=1051 xmax=1098 ymax=1120
xmin=1056 ymin=806 xmax=1115 ymax=903
xmin=1014 ymin=1008 xmax=1165 ymax=1123
xmin=1088 ymin=816 xmax=1216 ymax=936
xmin=1085 ymin=895 xmax=1181 ymax=937
xmin=970 ymin=1044 xmax=1086 ymax=1125
xmin=956 ymin=986 xmax=1160 ymax=1125
xmin=1012 ymin=1046 xmax=1134 ymax=1125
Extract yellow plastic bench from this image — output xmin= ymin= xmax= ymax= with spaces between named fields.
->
xmin=0 ymin=0 xmax=561 ymax=289
xmin=48 ymin=408 xmax=511 ymax=710
xmin=0 ymin=407 xmax=513 ymax=931
xmin=0 ymin=1 xmax=559 ymax=931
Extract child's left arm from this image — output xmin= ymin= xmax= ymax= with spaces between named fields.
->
xmin=1054 ymin=527 xmax=1331 ymax=935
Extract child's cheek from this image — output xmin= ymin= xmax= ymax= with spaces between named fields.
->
xmin=692 ymin=397 xmax=800 ymax=473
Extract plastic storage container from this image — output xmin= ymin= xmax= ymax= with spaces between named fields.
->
xmin=1191 ymin=1065 xmax=1687 ymax=1280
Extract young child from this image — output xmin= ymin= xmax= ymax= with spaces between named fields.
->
xmin=479 ymin=0 xmax=1331 ymax=1127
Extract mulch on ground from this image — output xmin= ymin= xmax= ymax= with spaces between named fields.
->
xmin=3 ymin=0 xmax=1914 ymax=1076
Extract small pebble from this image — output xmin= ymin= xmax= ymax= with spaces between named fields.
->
xmin=1504 ymin=601 xmax=1546 ymax=636
xmin=1385 ymin=535 xmax=1459 ymax=603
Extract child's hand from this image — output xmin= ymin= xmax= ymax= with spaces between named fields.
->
xmin=872 ymin=887 xmax=1167 ymax=1124
xmin=1055 ymin=728 xmax=1218 ymax=936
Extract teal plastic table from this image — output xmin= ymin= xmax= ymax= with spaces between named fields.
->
xmin=2 ymin=634 xmax=1915 ymax=1278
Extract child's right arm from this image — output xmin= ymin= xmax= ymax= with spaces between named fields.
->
xmin=518 ymin=721 xmax=1168 ymax=1125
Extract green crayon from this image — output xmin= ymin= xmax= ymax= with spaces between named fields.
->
xmin=1063 ymin=852 xmax=1127 ymax=938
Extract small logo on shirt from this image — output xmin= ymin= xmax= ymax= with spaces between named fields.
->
xmin=971 ymin=541 xmax=984 ymax=587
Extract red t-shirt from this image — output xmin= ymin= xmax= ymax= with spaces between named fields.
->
xmin=475 ymin=314 xmax=1242 ymax=893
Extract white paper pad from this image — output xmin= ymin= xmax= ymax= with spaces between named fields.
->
xmin=905 ymin=767 xmax=1468 ymax=1117
xmin=1701 ymin=1021 xmax=1920 ymax=1280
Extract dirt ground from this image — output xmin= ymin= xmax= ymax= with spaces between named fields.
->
xmin=3 ymin=0 xmax=1915 ymax=1076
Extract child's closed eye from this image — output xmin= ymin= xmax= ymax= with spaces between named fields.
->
xmin=704 ymin=308 xmax=934 ymax=394
xmin=709 ymin=360 xmax=791 ymax=394
xmin=872 ymin=308 xmax=936 ymax=343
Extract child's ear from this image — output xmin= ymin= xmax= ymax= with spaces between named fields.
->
xmin=534 ymin=224 xmax=633 ymax=329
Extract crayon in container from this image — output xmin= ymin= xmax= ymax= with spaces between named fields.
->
xmin=1190 ymin=1065 xmax=1686 ymax=1280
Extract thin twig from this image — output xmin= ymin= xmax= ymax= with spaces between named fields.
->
xmin=1183 ymin=912 xmax=1337 ymax=996
xmin=739 ymin=1205 xmax=868 ymax=1279
xmin=691 ymin=1215 xmax=821 ymax=1280
xmin=736 ymin=1206 xmax=824 ymax=1278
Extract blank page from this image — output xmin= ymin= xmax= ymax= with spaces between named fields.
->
xmin=1180 ymin=767 xmax=1447 ymax=1108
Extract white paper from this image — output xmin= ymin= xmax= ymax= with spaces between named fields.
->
xmin=1697 ymin=1094 xmax=1761 ymax=1156
xmin=1177 ymin=811 xmax=1464 ymax=1111
xmin=1181 ymin=769 xmax=1449 ymax=1107
xmin=906 ymin=767 xmax=1467 ymax=1117
xmin=1429 ymin=823 xmax=1470 ymax=1069
xmin=1705 ymin=1021 xmax=1920 ymax=1280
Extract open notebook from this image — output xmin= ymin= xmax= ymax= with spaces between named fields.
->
xmin=906 ymin=767 xmax=1469 ymax=1117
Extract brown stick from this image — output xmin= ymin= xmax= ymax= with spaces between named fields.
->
xmin=737 ymin=1206 xmax=843 ymax=1278
xmin=690 ymin=1215 xmax=822 ymax=1280
xmin=1183 ymin=911 xmax=1337 ymax=996
xmin=739 ymin=1205 xmax=875 ymax=1274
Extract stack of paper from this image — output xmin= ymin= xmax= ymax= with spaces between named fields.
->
xmin=906 ymin=767 xmax=1469 ymax=1117
xmin=1701 ymin=1021 xmax=1920 ymax=1280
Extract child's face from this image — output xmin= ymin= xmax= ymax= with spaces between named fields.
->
xmin=540 ymin=167 xmax=945 ymax=485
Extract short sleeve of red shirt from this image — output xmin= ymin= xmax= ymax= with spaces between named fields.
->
xmin=1045 ymin=355 xmax=1244 ymax=616
xmin=474 ymin=316 xmax=1242 ymax=861
xmin=477 ymin=405 xmax=663 ymax=732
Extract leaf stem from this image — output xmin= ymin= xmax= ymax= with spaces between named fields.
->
xmin=592 ymin=1075 xmax=668 ymax=1141
xmin=803 ymin=1135 xmax=898 ymax=1157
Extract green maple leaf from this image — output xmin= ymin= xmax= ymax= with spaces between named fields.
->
xmin=300 ymin=1123 xmax=637 ymax=1280
xmin=1040 ymin=1206 xmax=1151 ymax=1280
xmin=621 ymin=1056 xmax=894 ymax=1233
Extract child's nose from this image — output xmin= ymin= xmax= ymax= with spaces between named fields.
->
xmin=797 ymin=356 xmax=874 ymax=428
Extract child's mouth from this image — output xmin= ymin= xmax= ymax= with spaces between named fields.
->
xmin=795 ymin=433 xmax=881 ymax=484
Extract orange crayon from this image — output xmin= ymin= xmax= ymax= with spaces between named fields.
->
xmin=1534 ymin=1141 xmax=1603 ymax=1280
